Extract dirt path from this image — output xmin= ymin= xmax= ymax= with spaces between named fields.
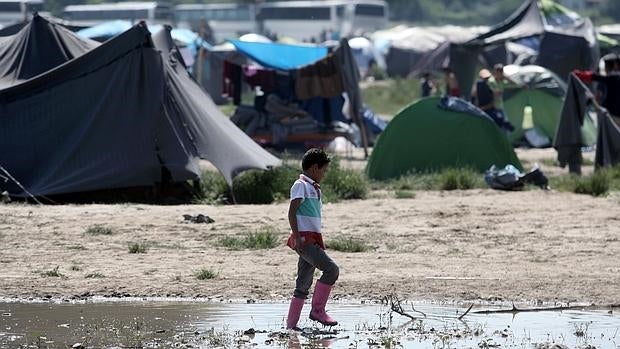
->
xmin=1 ymin=189 xmax=618 ymax=304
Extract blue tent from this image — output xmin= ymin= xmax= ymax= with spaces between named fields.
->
xmin=228 ymin=40 xmax=327 ymax=71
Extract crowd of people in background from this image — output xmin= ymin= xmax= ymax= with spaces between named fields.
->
xmin=420 ymin=64 xmax=516 ymax=135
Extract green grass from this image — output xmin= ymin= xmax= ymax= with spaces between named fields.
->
xmin=361 ymin=78 xmax=422 ymax=117
xmin=327 ymin=236 xmax=372 ymax=253
xmin=197 ymin=170 xmax=230 ymax=205
xmin=67 ymin=245 xmax=86 ymax=250
xmin=195 ymin=268 xmax=218 ymax=280
xmin=322 ymin=159 xmax=368 ymax=201
xmin=42 ymin=266 xmax=62 ymax=277
xmin=85 ymin=272 xmax=105 ymax=279
xmin=128 ymin=242 xmax=148 ymax=254
xmin=219 ymin=226 xmax=280 ymax=250
xmin=394 ymin=190 xmax=416 ymax=199
xmin=204 ymin=327 xmax=233 ymax=347
xmin=438 ymin=168 xmax=481 ymax=190
xmin=550 ymin=171 xmax=610 ymax=197
xmin=376 ymin=168 xmax=486 ymax=192
xmin=204 ymin=159 xmax=369 ymax=204
xmin=538 ymin=158 xmax=559 ymax=168
xmin=85 ymin=225 xmax=113 ymax=235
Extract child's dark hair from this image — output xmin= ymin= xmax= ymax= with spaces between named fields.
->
xmin=302 ymin=148 xmax=331 ymax=170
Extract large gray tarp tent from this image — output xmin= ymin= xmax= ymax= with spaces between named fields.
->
xmin=0 ymin=15 xmax=280 ymax=198
xmin=449 ymin=0 xmax=598 ymax=99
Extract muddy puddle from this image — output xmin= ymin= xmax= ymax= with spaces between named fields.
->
xmin=0 ymin=299 xmax=618 ymax=348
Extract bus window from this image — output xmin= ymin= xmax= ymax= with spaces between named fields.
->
xmin=336 ymin=5 xmax=345 ymax=19
xmin=0 ymin=2 xmax=20 ymax=12
xmin=26 ymin=2 xmax=42 ymax=12
xmin=354 ymin=4 xmax=384 ymax=17
xmin=259 ymin=6 xmax=330 ymax=20
xmin=155 ymin=6 xmax=172 ymax=21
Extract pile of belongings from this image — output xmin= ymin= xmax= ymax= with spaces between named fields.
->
xmin=484 ymin=164 xmax=549 ymax=190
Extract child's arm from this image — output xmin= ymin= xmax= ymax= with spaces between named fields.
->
xmin=288 ymin=198 xmax=303 ymax=250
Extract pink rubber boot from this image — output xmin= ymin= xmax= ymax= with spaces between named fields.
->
xmin=286 ymin=296 xmax=305 ymax=330
xmin=309 ymin=281 xmax=338 ymax=326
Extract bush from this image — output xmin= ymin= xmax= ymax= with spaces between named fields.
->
xmin=551 ymin=171 xmax=611 ymax=197
xmin=322 ymin=158 xmax=368 ymax=201
xmin=230 ymin=159 xmax=369 ymax=204
xmin=42 ymin=266 xmax=63 ymax=277
xmin=231 ymin=166 xmax=298 ymax=204
xmin=85 ymin=225 xmax=113 ymax=235
xmin=198 ymin=171 xmax=230 ymax=204
xmin=438 ymin=168 xmax=481 ymax=190
xmin=195 ymin=268 xmax=218 ymax=280
xmin=574 ymin=171 xmax=610 ymax=197
xmin=219 ymin=226 xmax=280 ymax=250
xmin=327 ymin=236 xmax=372 ymax=252
xmin=85 ymin=272 xmax=105 ymax=279
xmin=128 ymin=242 xmax=148 ymax=254
xmin=231 ymin=169 xmax=274 ymax=204
xmin=394 ymin=190 xmax=415 ymax=199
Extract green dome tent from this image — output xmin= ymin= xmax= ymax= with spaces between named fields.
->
xmin=503 ymin=64 xmax=597 ymax=147
xmin=367 ymin=97 xmax=522 ymax=180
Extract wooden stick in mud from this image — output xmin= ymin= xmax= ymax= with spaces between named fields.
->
xmin=384 ymin=294 xmax=426 ymax=320
xmin=473 ymin=302 xmax=593 ymax=314
xmin=457 ymin=303 xmax=474 ymax=320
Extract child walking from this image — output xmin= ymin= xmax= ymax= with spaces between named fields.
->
xmin=285 ymin=148 xmax=339 ymax=330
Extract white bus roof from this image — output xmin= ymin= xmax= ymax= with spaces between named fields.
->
xmin=64 ymin=2 xmax=162 ymax=11
xmin=259 ymin=0 xmax=386 ymax=7
xmin=174 ymin=3 xmax=251 ymax=10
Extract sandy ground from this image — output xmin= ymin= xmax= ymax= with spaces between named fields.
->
xmin=1 ymin=169 xmax=619 ymax=305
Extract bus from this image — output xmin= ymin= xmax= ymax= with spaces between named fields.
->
xmin=174 ymin=3 xmax=257 ymax=42
xmin=62 ymin=2 xmax=173 ymax=26
xmin=0 ymin=0 xmax=44 ymax=27
xmin=257 ymin=0 xmax=388 ymax=42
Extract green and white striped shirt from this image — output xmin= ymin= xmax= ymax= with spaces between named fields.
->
xmin=290 ymin=174 xmax=322 ymax=234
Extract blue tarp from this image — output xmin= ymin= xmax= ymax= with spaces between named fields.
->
xmin=229 ymin=40 xmax=328 ymax=71
xmin=76 ymin=20 xmax=131 ymax=39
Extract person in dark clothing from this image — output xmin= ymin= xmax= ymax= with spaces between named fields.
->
xmin=472 ymin=69 xmax=515 ymax=133
xmin=420 ymin=72 xmax=435 ymax=97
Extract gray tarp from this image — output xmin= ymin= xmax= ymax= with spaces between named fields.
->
xmin=152 ymin=27 xmax=281 ymax=183
xmin=0 ymin=15 xmax=98 ymax=89
xmin=0 ymin=16 xmax=280 ymax=197
xmin=554 ymin=73 xmax=590 ymax=173
xmin=470 ymin=0 xmax=544 ymax=46
xmin=595 ymin=109 xmax=620 ymax=169
xmin=335 ymin=38 xmax=368 ymax=154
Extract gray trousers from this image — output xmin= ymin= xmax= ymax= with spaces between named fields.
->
xmin=293 ymin=244 xmax=339 ymax=299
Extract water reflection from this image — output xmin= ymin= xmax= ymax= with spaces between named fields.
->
xmin=0 ymin=301 xmax=618 ymax=348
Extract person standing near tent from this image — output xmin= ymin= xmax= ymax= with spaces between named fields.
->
xmin=472 ymin=68 xmax=515 ymax=133
xmin=442 ymin=67 xmax=461 ymax=97
xmin=488 ymin=64 xmax=519 ymax=127
xmin=421 ymin=72 xmax=436 ymax=98
xmin=285 ymin=148 xmax=339 ymax=330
